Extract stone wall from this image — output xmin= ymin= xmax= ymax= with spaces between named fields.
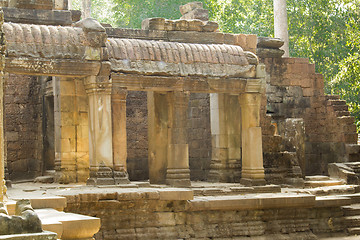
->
xmin=126 ymin=91 xmax=148 ymax=181
xmin=63 ymin=191 xmax=344 ymax=240
xmin=188 ymin=93 xmax=211 ymax=181
xmin=263 ymin=57 xmax=357 ymax=176
xmin=4 ymin=73 xmax=43 ymax=180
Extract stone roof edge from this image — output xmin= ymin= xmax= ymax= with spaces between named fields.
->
xmin=105 ymin=27 xmax=257 ymax=54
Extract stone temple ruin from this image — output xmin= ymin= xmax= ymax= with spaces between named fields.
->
xmin=1 ymin=1 xmax=360 ymax=239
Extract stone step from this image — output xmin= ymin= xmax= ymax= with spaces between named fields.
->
xmin=332 ymin=104 xmax=349 ymax=112
xmin=344 ymin=215 xmax=360 ymax=228
xmin=315 ymin=196 xmax=352 ymax=208
xmin=326 ymin=95 xmax=341 ymax=100
xmin=335 ymin=111 xmax=351 ymax=117
xmin=34 ymin=175 xmax=54 ymax=183
xmin=293 ymin=185 xmax=357 ymax=196
xmin=304 ymin=180 xmax=345 ymax=188
xmin=45 ymin=170 xmax=55 ymax=176
xmin=337 ymin=193 xmax=360 ymax=204
xmin=10 ymin=196 xmax=67 ymax=213
xmin=347 ymin=227 xmax=360 ymax=235
xmin=327 ymin=99 xmax=347 ymax=106
xmin=305 ymin=175 xmax=331 ymax=181
xmin=338 ymin=116 xmax=356 ymax=125
xmin=342 ymin=204 xmax=360 ymax=216
xmin=35 ymin=208 xmax=101 ymax=240
xmin=0 ymin=231 xmax=57 ymax=240
xmin=193 ymin=185 xmax=282 ymax=196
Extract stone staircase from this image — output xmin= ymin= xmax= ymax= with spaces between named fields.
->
xmin=326 ymin=95 xmax=358 ymax=144
xmin=305 ymin=176 xmax=346 ymax=188
xmin=286 ymin=175 xmax=358 ymax=196
xmin=342 ymin=203 xmax=360 ymax=235
xmin=305 ymin=178 xmax=360 ymax=237
xmin=326 ymin=95 xmax=351 ymax=117
xmin=5 ymin=196 xmax=100 ymax=239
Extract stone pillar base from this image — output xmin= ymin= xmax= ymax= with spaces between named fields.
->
xmin=87 ymin=166 xmax=130 ymax=186
xmin=55 ymin=171 xmax=77 ymax=184
xmin=240 ymin=178 xmax=266 ymax=186
xmin=208 ymin=159 xmax=241 ymax=183
xmin=114 ymin=170 xmax=130 ymax=185
xmin=241 ymin=167 xmax=265 ymax=179
xmin=166 ymin=169 xmax=191 ymax=187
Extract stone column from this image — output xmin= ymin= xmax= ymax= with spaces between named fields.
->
xmin=148 ymin=92 xmax=169 ymax=184
xmin=54 ymin=77 xmax=89 ymax=183
xmin=166 ymin=91 xmax=191 ymax=187
xmin=111 ymin=87 xmax=130 ymax=184
xmin=274 ymin=0 xmax=289 ymax=57
xmin=85 ymin=76 xmax=115 ymax=185
xmin=0 ymin=73 xmax=5 ymax=202
xmin=239 ymin=92 xmax=265 ymax=186
xmin=148 ymin=91 xmax=191 ymax=187
xmin=0 ymin=8 xmax=6 ymax=202
xmin=208 ymin=93 xmax=241 ymax=182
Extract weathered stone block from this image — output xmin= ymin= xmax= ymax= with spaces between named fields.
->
xmin=179 ymin=2 xmax=203 ymax=15
xmin=3 ymin=7 xmax=72 ymax=26
xmin=257 ymin=37 xmax=284 ymax=48
xmin=257 ymin=48 xmax=285 ymax=58
xmin=181 ymin=8 xmax=209 ymax=21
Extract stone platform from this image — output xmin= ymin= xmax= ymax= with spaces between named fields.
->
xmin=6 ymin=181 xmax=360 ymax=239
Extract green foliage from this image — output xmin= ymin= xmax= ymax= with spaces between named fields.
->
xmin=71 ymin=0 xmax=117 ymax=26
xmin=330 ymin=2 xmax=360 ymax=130
xmin=205 ymin=0 xmax=274 ymax=36
xmin=111 ymin=0 xmax=192 ymax=28
xmin=331 ymin=53 xmax=360 ymax=130
xmin=288 ymin=0 xmax=357 ymax=92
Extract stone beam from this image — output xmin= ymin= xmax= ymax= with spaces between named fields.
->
xmin=2 ymin=7 xmax=72 ymax=26
xmin=112 ymin=73 xmax=248 ymax=93
xmin=5 ymin=58 xmax=101 ymax=77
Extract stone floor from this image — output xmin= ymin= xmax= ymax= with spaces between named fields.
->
xmin=5 ymin=180 xmax=360 ymax=240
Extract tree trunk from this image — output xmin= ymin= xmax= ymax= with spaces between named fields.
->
xmin=274 ymin=0 xmax=289 ymax=57
xmin=82 ymin=0 xmax=91 ymax=19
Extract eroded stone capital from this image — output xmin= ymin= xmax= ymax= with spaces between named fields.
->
xmin=84 ymin=75 xmax=112 ymax=94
